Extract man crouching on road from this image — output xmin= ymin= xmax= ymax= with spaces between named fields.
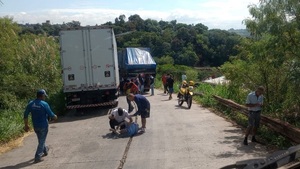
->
xmin=127 ymin=93 xmax=150 ymax=133
xmin=109 ymin=107 xmax=133 ymax=133
xmin=24 ymin=89 xmax=58 ymax=163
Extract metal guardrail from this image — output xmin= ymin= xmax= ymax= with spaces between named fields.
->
xmin=212 ymin=95 xmax=300 ymax=144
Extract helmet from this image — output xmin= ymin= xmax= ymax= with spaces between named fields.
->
xmin=189 ymin=81 xmax=195 ymax=86
xmin=183 ymin=80 xmax=187 ymax=84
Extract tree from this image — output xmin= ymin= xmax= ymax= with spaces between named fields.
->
xmin=0 ymin=17 xmax=61 ymax=109
xmin=222 ymin=0 xmax=300 ymax=118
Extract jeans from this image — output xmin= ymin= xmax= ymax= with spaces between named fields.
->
xmin=150 ymin=84 xmax=154 ymax=95
xmin=34 ymin=127 xmax=48 ymax=160
xmin=140 ymin=85 xmax=144 ymax=94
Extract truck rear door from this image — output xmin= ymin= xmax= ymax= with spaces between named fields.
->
xmin=60 ymin=28 xmax=118 ymax=93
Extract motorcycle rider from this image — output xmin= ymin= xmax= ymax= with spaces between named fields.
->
xmin=177 ymin=80 xmax=188 ymax=99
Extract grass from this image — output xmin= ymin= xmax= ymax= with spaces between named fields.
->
xmin=0 ymin=109 xmax=25 ymax=143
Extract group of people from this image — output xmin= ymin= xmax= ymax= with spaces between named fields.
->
xmin=22 ymin=81 xmax=264 ymax=163
xmin=23 ymin=89 xmax=151 ymax=163
xmin=119 ymin=73 xmax=155 ymax=96
xmin=161 ymin=73 xmax=188 ymax=100
xmin=109 ymin=93 xmax=151 ymax=135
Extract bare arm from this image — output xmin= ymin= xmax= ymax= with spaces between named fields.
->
xmin=108 ymin=114 xmax=115 ymax=120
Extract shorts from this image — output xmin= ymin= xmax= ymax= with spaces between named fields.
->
xmin=248 ymin=110 xmax=261 ymax=127
xmin=140 ymin=108 xmax=150 ymax=118
xmin=168 ymin=87 xmax=174 ymax=93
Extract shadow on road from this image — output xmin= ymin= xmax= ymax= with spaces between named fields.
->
xmin=214 ymin=128 xmax=269 ymax=159
xmin=0 ymin=159 xmax=34 ymax=169
xmin=175 ymin=104 xmax=190 ymax=110
xmin=102 ymin=132 xmax=144 ymax=140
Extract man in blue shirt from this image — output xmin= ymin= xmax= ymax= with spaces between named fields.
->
xmin=24 ymin=89 xmax=57 ymax=163
xmin=243 ymin=86 xmax=264 ymax=145
xmin=127 ymin=93 xmax=150 ymax=133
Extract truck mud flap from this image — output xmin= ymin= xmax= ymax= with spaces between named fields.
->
xmin=66 ymin=100 xmax=118 ymax=109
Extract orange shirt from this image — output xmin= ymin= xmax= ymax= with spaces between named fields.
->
xmin=130 ymin=82 xmax=139 ymax=94
xmin=162 ymin=75 xmax=167 ymax=84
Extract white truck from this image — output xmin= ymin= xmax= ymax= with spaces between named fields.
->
xmin=59 ymin=26 xmax=119 ymax=109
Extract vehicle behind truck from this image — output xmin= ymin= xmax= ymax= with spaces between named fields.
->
xmin=118 ymin=47 xmax=156 ymax=92
xmin=59 ymin=26 xmax=119 ymax=109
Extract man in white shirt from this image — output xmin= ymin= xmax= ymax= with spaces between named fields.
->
xmin=243 ymin=86 xmax=264 ymax=145
xmin=109 ymin=107 xmax=133 ymax=132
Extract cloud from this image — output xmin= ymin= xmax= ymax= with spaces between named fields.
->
xmin=2 ymin=0 xmax=260 ymax=30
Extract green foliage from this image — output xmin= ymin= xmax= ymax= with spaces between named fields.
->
xmin=157 ymin=64 xmax=199 ymax=82
xmin=221 ymin=0 xmax=300 ymax=120
xmin=193 ymin=83 xmax=229 ymax=107
xmin=154 ymin=55 xmax=174 ymax=65
xmin=47 ymin=89 xmax=67 ymax=116
xmin=0 ymin=17 xmax=62 ymax=143
xmin=0 ymin=109 xmax=24 ymax=143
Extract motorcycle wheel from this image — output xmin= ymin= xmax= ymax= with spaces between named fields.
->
xmin=187 ymin=95 xmax=192 ymax=109
xmin=178 ymin=95 xmax=184 ymax=106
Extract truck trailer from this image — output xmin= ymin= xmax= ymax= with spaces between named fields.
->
xmin=59 ymin=26 xmax=119 ymax=109
xmin=118 ymin=47 xmax=156 ymax=92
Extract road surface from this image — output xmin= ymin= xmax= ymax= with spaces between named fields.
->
xmin=0 ymin=89 xmax=269 ymax=169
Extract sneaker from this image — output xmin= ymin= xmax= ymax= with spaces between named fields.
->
xmin=243 ymin=138 xmax=248 ymax=145
xmin=140 ymin=128 xmax=146 ymax=133
xmin=43 ymin=146 xmax=49 ymax=156
xmin=34 ymin=158 xmax=44 ymax=163
xmin=252 ymin=136 xmax=257 ymax=142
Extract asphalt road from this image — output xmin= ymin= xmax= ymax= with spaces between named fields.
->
xmin=0 ymin=89 xmax=269 ymax=169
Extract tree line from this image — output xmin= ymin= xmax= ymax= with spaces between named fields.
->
xmin=18 ymin=15 xmax=243 ymax=67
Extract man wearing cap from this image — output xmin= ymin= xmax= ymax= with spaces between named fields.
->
xmin=108 ymin=107 xmax=133 ymax=133
xmin=24 ymin=89 xmax=57 ymax=163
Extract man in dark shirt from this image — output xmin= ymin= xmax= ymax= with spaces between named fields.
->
xmin=166 ymin=74 xmax=174 ymax=100
xmin=127 ymin=93 xmax=150 ymax=133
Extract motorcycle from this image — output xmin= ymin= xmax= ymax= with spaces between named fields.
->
xmin=177 ymin=81 xmax=194 ymax=109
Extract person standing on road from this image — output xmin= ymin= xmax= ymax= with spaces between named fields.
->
xmin=124 ymin=79 xmax=139 ymax=113
xmin=127 ymin=93 xmax=150 ymax=133
xmin=166 ymin=74 xmax=174 ymax=100
xmin=149 ymin=75 xmax=155 ymax=96
xmin=108 ymin=107 xmax=133 ymax=133
xmin=243 ymin=86 xmax=265 ymax=145
xmin=162 ymin=74 xmax=168 ymax=94
xmin=138 ymin=74 xmax=145 ymax=94
xmin=23 ymin=89 xmax=57 ymax=163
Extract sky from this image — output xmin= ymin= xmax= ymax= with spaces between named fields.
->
xmin=0 ymin=0 xmax=259 ymax=30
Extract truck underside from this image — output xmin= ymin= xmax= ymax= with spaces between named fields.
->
xmin=65 ymin=89 xmax=118 ymax=109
